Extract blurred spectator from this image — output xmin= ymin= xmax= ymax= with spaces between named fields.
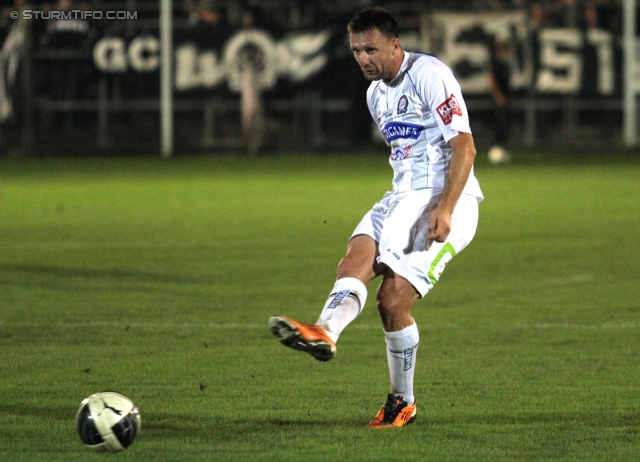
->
xmin=240 ymin=44 xmax=264 ymax=156
xmin=41 ymin=0 xmax=95 ymax=126
xmin=227 ymin=1 xmax=258 ymax=29
xmin=41 ymin=0 xmax=93 ymax=48
xmin=185 ymin=0 xmax=222 ymax=28
xmin=529 ymin=2 xmax=548 ymax=28
xmin=583 ymin=2 xmax=599 ymax=29
xmin=487 ymin=37 xmax=514 ymax=164
xmin=183 ymin=0 xmax=227 ymax=46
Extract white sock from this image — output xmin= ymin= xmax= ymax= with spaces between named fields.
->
xmin=316 ymin=277 xmax=367 ymax=343
xmin=385 ymin=322 xmax=419 ymax=406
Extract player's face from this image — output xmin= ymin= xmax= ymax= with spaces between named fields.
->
xmin=350 ymin=28 xmax=401 ymax=82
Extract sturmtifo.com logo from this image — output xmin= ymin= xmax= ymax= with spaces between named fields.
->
xmin=11 ymin=10 xmax=137 ymax=20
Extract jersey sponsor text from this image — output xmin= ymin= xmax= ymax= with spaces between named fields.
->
xmin=381 ymin=122 xmax=425 ymax=142
xmin=436 ymin=94 xmax=462 ymax=125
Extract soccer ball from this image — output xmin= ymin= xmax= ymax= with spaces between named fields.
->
xmin=488 ymin=145 xmax=511 ymax=165
xmin=76 ymin=391 xmax=141 ymax=452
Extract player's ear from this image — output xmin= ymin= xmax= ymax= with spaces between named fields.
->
xmin=392 ymin=37 xmax=401 ymax=53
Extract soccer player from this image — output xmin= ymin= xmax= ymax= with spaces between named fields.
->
xmin=269 ymin=7 xmax=483 ymax=428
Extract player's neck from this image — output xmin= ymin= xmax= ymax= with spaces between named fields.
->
xmin=383 ymin=50 xmax=405 ymax=85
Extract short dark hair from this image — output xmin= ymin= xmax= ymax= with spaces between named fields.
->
xmin=347 ymin=7 xmax=399 ymax=39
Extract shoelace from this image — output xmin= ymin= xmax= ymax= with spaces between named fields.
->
xmin=381 ymin=395 xmax=405 ymax=423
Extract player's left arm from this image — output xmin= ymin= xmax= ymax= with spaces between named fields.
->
xmin=427 ymin=132 xmax=477 ymax=244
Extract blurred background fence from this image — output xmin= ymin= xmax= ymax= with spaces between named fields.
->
xmin=0 ymin=0 xmax=637 ymax=156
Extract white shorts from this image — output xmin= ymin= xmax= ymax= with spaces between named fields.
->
xmin=351 ymin=189 xmax=480 ymax=297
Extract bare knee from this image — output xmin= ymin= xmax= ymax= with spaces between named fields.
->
xmin=376 ymin=293 xmax=393 ymax=329
xmin=376 ymin=274 xmax=419 ymax=332
xmin=336 ymin=236 xmax=381 ymax=281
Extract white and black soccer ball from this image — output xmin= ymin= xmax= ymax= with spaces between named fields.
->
xmin=76 ymin=391 xmax=141 ymax=452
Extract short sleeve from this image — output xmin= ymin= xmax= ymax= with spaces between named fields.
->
xmin=413 ymin=59 xmax=471 ymax=142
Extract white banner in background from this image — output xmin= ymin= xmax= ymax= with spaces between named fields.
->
xmin=416 ymin=12 xmax=618 ymax=95
xmin=91 ymin=16 xmax=640 ymax=95
xmin=536 ymin=28 xmax=615 ymax=94
xmin=93 ymin=29 xmax=331 ymax=93
xmin=423 ymin=12 xmax=531 ymax=93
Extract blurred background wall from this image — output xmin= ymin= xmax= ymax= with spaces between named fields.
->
xmin=0 ymin=0 xmax=636 ymax=156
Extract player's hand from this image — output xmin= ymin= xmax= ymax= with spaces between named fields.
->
xmin=427 ymin=207 xmax=451 ymax=249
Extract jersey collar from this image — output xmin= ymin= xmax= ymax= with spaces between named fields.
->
xmin=385 ymin=51 xmax=410 ymax=87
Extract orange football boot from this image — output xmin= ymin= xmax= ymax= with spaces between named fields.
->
xmin=268 ymin=315 xmax=336 ymax=362
xmin=367 ymin=394 xmax=417 ymax=428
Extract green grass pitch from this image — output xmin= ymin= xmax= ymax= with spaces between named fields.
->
xmin=1 ymin=152 xmax=639 ymax=461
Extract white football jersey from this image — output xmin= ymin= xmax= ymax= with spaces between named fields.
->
xmin=367 ymin=51 xmax=483 ymax=199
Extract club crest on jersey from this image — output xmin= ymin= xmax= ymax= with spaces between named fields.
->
xmin=391 ymin=149 xmax=406 ymax=160
xmin=390 ymin=145 xmax=413 ymax=161
xmin=381 ymin=122 xmax=425 ymax=142
xmin=397 ymin=95 xmax=408 ymax=115
xmin=436 ymin=94 xmax=462 ymax=125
